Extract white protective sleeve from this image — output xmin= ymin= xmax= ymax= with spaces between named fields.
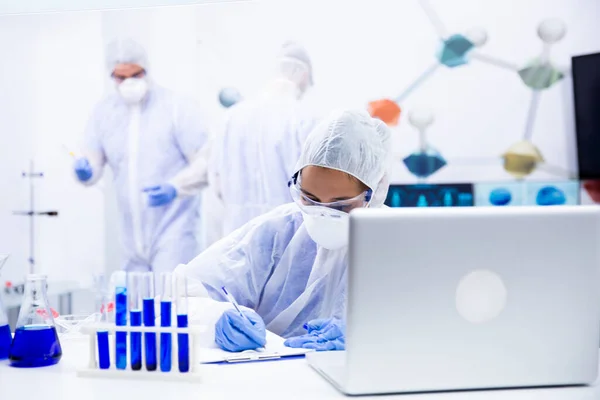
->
xmin=206 ymin=111 xmax=231 ymax=202
xmin=168 ymin=142 xmax=211 ymax=197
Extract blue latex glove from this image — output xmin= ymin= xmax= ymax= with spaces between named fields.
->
xmin=215 ymin=309 xmax=267 ymax=352
xmin=143 ymin=184 xmax=177 ymax=207
xmin=284 ymin=318 xmax=346 ymax=351
xmin=74 ymin=158 xmax=93 ymax=182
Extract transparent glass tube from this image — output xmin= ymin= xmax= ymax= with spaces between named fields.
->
xmin=92 ymin=273 xmax=107 ymax=319
xmin=112 ymin=271 xmax=127 ymax=370
xmin=142 ymin=272 xmax=156 ymax=371
xmin=160 ymin=272 xmax=172 ymax=372
xmin=175 ymin=273 xmax=189 ymax=373
xmin=128 ymin=272 xmax=143 ymax=371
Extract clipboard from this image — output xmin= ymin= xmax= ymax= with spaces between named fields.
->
xmin=198 ymin=331 xmax=313 ymax=364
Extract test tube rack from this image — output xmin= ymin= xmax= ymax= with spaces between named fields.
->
xmin=77 ymin=323 xmax=205 ymax=382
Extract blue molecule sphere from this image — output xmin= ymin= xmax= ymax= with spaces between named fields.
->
xmin=437 ymin=34 xmax=475 ymax=68
xmin=536 ymin=186 xmax=566 ymax=206
xmin=403 ymin=148 xmax=447 ymax=178
xmin=489 ymin=188 xmax=512 ymax=206
xmin=218 ymin=87 xmax=241 ymax=108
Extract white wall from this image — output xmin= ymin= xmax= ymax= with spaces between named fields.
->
xmin=0 ymin=12 xmax=106 ymax=285
xmin=0 ymin=0 xmax=243 ymax=15
xmin=193 ymin=0 xmax=600 ymax=184
xmin=0 ymin=16 xmax=37 ymax=285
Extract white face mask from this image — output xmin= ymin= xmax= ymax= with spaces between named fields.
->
xmin=301 ymin=206 xmax=350 ymax=250
xmin=117 ymin=78 xmax=149 ymax=104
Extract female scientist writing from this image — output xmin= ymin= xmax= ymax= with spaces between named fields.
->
xmin=174 ymin=109 xmax=392 ymax=352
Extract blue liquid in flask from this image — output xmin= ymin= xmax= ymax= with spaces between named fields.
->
xmin=160 ymin=300 xmax=172 ymax=372
xmin=9 ymin=325 xmax=62 ymax=368
xmin=97 ymin=330 xmax=110 ymax=369
xmin=0 ymin=324 xmax=11 ymax=360
xmin=143 ymin=298 xmax=157 ymax=371
xmin=130 ymin=310 xmax=142 ymax=370
xmin=177 ymin=314 xmax=189 ymax=373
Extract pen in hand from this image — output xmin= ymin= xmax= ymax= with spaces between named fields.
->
xmin=221 ymin=286 xmax=252 ymax=323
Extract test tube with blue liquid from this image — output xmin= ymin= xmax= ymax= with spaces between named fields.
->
xmin=160 ymin=272 xmax=172 ymax=372
xmin=9 ymin=274 xmax=63 ymax=368
xmin=128 ymin=272 xmax=143 ymax=371
xmin=142 ymin=272 xmax=157 ymax=371
xmin=175 ymin=273 xmax=189 ymax=373
xmin=113 ymin=271 xmax=128 ymax=370
xmin=97 ymin=292 xmax=110 ymax=370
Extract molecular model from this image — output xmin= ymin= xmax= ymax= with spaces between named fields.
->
xmin=368 ymin=0 xmax=571 ymax=182
xmin=218 ymin=87 xmax=242 ymax=108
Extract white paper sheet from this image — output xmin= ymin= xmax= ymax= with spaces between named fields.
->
xmin=198 ymin=331 xmax=312 ymax=364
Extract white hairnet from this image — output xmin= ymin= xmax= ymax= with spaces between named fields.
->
xmin=277 ymin=41 xmax=313 ymax=87
xmin=105 ymin=38 xmax=149 ymax=73
xmin=294 ymin=109 xmax=392 ymax=206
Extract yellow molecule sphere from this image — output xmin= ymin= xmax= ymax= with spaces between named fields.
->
xmin=501 ymin=140 xmax=544 ymax=179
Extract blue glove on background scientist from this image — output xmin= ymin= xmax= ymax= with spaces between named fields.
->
xmin=177 ymin=109 xmax=392 ymax=352
xmin=75 ymin=159 xmax=178 ymax=207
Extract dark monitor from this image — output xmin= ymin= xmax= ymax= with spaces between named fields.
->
xmin=384 ymin=183 xmax=474 ymax=208
xmin=572 ymin=52 xmax=600 ymax=180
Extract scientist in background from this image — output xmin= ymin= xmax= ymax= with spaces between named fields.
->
xmin=209 ymin=41 xmax=317 ymax=237
xmin=176 ymin=109 xmax=391 ymax=352
xmin=74 ymin=38 xmax=210 ymax=274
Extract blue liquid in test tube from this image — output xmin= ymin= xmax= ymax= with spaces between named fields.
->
xmin=130 ymin=310 xmax=142 ymax=370
xmin=97 ymin=331 xmax=110 ymax=369
xmin=160 ymin=300 xmax=172 ymax=372
xmin=113 ymin=271 xmax=128 ymax=370
xmin=142 ymin=272 xmax=157 ymax=371
xmin=177 ymin=314 xmax=189 ymax=373
xmin=128 ymin=272 xmax=143 ymax=371
xmin=143 ymin=298 xmax=157 ymax=371
xmin=175 ymin=272 xmax=189 ymax=373
xmin=160 ymin=272 xmax=173 ymax=372
xmin=97 ymin=293 xmax=110 ymax=369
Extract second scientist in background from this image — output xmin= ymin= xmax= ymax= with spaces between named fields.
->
xmin=74 ymin=38 xmax=210 ymax=274
xmin=209 ymin=41 xmax=317 ymax=236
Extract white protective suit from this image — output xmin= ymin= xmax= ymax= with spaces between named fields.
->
xmin=209 ymin=41 xmax=317 ymax=237
xmin=176 ymin=110 xmax=392 ymax=338
xmin=81 ymin=39 xmax=211 ymax=274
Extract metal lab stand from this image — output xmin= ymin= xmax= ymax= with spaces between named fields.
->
xmin=12 ymin=160 xmax=59 ymax=274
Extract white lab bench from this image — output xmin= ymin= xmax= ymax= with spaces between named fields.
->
xmin=0 ymin=338 xmax=599 ymax=399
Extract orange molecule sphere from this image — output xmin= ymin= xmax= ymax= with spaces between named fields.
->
xmin=368 ymin=99 xmax=402 ymax=126
xmin=583 ymin=180 xmax=600 ymax=203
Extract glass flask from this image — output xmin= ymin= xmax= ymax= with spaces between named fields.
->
xmin=9 ymin=274 xmax=62 ymax=368
xmin=0 ymin=295 xmax=11 ymax=360
xmin=0 ymin=254 xmax=12 ymax=359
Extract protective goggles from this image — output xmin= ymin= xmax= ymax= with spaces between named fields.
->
xmin=287 ymin=172 xmax=372 ymax=213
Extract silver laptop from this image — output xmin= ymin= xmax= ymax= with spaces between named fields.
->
xmin=307 ymin=206 xmax=600 ymax=395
